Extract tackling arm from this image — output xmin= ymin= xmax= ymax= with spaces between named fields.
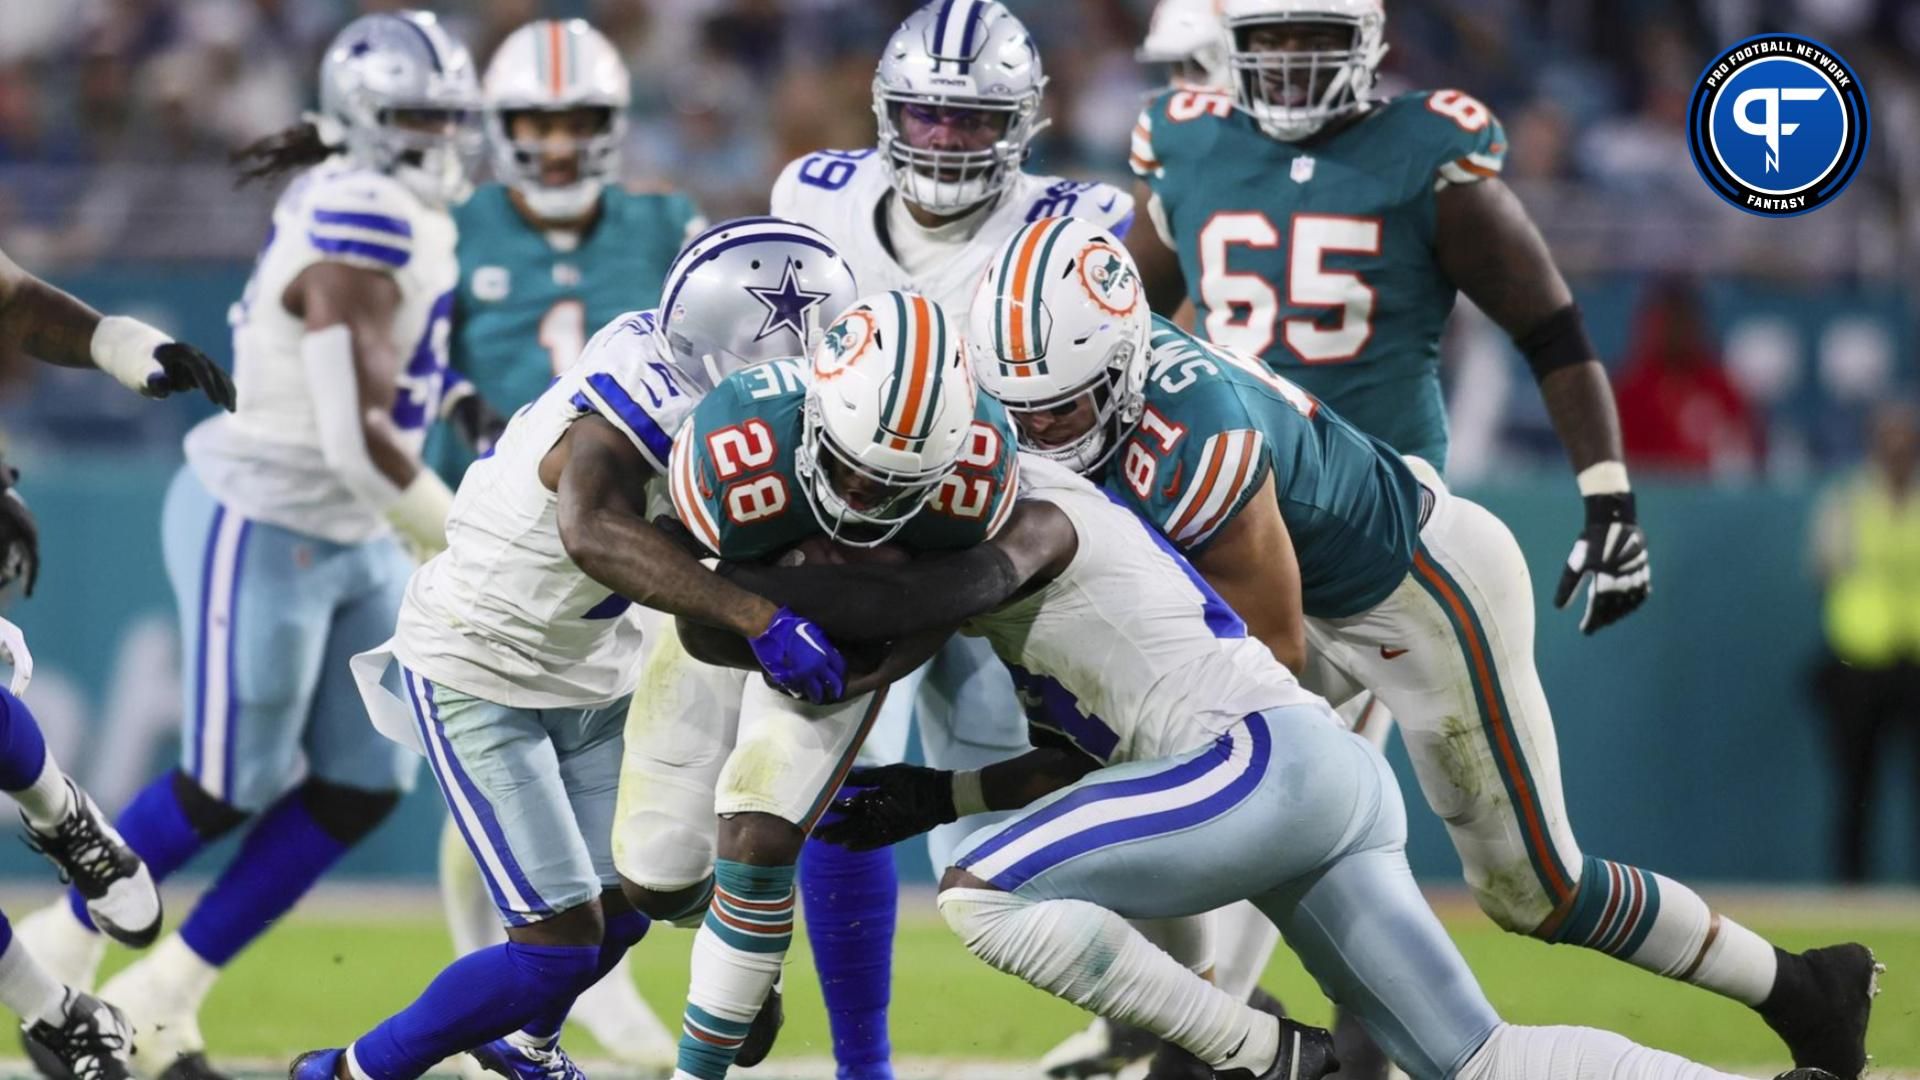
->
xmin=813 ymin=747 xmax=1101 ymax=851
xmin=0 ymin=245 xmax=235 ymax=408
xmin=1435 ymin=178 xmax=1651 ymax=633
xmin=1187 ymin=472 xmax=1306 ymax=672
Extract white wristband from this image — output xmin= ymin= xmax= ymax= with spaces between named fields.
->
xmin=385 ymin=469 xmax=454 ymax=562
xmin=1576 ymin=461 xmax=1631 ymax=497
xmin=89 ymin=315 xmax=169 ymax=395
xmin=951 ymin=769 xmax=988 ymax=818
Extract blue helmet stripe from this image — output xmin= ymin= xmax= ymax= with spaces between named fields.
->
xmin=956 ymin=0 xmax=979 ymax=60
xmin=933 ymin=0 xmax=957 ymax=57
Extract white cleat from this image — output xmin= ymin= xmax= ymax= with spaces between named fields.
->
xmin=96 ymin=937 xmax=223 ymax=1080
xmin=22 ymin=783 xmax=161 ymax=948
xmin=15 ymin=901 xmax=107 ymax=991
xmin=567 ymin=957 xmax=677 ymax=1076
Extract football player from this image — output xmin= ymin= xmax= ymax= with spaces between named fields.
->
xmin=767 ymin=3 xmax=1130 ymax=1070
xmin=17 ymin=14 xmax=479 ymax=1080
xmin=286 ymin=219 xmax=858 ymax=1080
xmin=1136 ymin=0 xmax=1229 ymax=90
xmin=0 ymin=248 xmax=231 ymax=1077
xmin=669 ymin=454 xmax=1814 ymax=1080
xmin=429 ymin=19 xmax=706 ymax=1069
xmin=1128 ymin=0 xmax=1650 ymax=633
xmin=614 ymin=291 xmax=1020 ymax=1080
xmin=969 ymin=220 xmax=1879 ymax=1080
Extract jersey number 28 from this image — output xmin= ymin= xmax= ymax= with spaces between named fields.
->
xmin=1198 ymin=212 xmax=1380 ymax=364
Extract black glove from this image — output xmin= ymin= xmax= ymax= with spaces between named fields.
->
xmin=1553 ymin=492 xmax=1651 ymax=634
xmin=812 ymin=764 xmax=957 ymax=851
xmin=446 ymin=389 xmax=509 ymax=456
xmin=0 ymin=462 xmax=39 ymax=597
xmin=152 ymin=341 xmax=237 ymax=412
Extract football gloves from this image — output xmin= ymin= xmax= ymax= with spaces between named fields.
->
xmin=91 ymin=316 xmax=236 ymax=411
xmin=813 ymin=764 xmax=957 ymax=851
xmin=1554 ymin=492 xmax=1651 ymax=635
xmin=749 ymin=606 xmax=847 ymax=704
xmin=0 ymin=461 xmax=38 ymax=599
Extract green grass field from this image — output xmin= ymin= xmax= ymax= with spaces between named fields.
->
xmin=79 ymin=890 xmax=1917 ymax=1076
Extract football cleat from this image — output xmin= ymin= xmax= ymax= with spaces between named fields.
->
xmin=22 ymin=782 xmax=161 ymax=948
xmin=1215 ymin=1019 xmax=1338 ymax=1080
xmin=471 ymin=1030 xmax=586 ymax=1080
xmin=733 ymin=983 xmax=784 ymax=1069
xmin=21 ymin=992 xmax=134 ymax=1080
xmin=1756 ymin=944 xmax=1881 ymax=1080
xmin=1040 ymin=1017 xmax=1160 ymax=1079
xmin=1774 ymin=1071 xmax=1842 ymax=1080
xmin=97 ymin=951 xmax=226 ymax=1080
xmin=158 ymin=1051 xmax=236 ymax=1080
xmin=288 ymin=1049 xmax=344 ymax=1080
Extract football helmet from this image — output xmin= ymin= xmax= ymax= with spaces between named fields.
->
xmin=316 ymin=11 xmax=482 ymax=206
xmin=1138 ymin=0 xmax=1228 ymax=90
xmin=482 ymin=19 xmax=631 ymax=220
xmin=873 ymin=0 xmax=1049 ymax=216
xmin=1221 ymin=0 xmax=1386 ymax=141
xmin=967 ymin=217 xmax=1149 ymax=475
xmin=800 ymin=292 xmax=977 ymax=546
xmin=657 ymin=217 xmax=860 ymax=390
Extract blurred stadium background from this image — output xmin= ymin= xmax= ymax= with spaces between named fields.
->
xmin=0 ymin=0 xmax=1916 ymax=1071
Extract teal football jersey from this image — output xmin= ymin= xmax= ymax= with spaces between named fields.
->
xmin=426 ymin=183 xmax=703 ymax=482
xmin=1100 ymin=316 xmax=1423 ymax=619
xmin=1133 ymin=88 xmax=1508 ymax=469
xmin=668 ymin=364 xmax=1019 ymax=561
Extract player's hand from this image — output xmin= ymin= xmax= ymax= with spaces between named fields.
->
xmin=749 ymin=607 xmax=847 ymax=704
xmin=92 ymin=316 xmax=235 ymax=411
xmin=446 ymin=387 xmax=508 ymax=456
xmin=0 ymin=465 xmax=39 ymax=599
xmin=814 ymin=764 xmax=957 ymax=851
xmin=1554 ymin=493 xmax=1651 ymax=634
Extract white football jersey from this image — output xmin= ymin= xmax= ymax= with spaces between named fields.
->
xmin=395 ymin=310 xmax=709 ymax=708
xmin=770 ymin=150 xmax=1135 ymax=315
xmin=186 ymin=156 xmax=459 ymax=544
xmin=969 ymin=456 xmax=1323 ymax=765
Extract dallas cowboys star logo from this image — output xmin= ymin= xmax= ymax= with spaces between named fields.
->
xmin=746 ymin=258 xmax=831 ymax=344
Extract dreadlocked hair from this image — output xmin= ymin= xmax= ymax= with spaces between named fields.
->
xmin=232 ymin=122 xmax=337 ymax=187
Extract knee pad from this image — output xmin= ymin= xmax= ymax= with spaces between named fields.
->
xmin=171 ymin=769 xmax=250 ymax=842
xmin=615 ymin=810 xmax=715 ymax=893
xmin=297 ymin=778 xmax=401 ymax=845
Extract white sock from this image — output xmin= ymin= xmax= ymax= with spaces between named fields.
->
xmin=438 ymin=817 xmax=505 ymax=956
xmin=14 ymin=758 xmax=74 ymax=832
xmin=1561 ymin=861 xmax=1777 ymax=1006
xmin=1458 ymin=1023 xmax=1748 ymax=1080
xmin=0 ymin=932 xmax=69 ymax=1026
xmin=119 ymin=933 xmax=219 ymax=1013
xmin=570 ymin=952 xmax=675 ymax=1059
xmin=939 ymin=888 xmax=1277 ymax=1072
xmin=1211 ymin=901 xmax=1281 ymax=1002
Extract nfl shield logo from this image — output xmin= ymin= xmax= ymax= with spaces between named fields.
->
xmin=1291 ymin=157 xmax=1316 ymax=184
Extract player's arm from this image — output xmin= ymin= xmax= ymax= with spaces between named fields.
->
xmin=0 ymin=245 xmax=234 ymax=408
xmin=813 ymin=747 xmax=1100 ymax=851
xmin=1434 ymin=177 xmax=1650 ymax=634
xmin=689 ymin=498 xmax=1080 ymax=649
xmin=1187 ymin=472 xmax=1306 ymax=671
xmin=285 ymin=261 xmax=452 ymax=558
xmin=438 ymin=370 xmax=510 ymax=455
xmin=1126 ymin=182 xmax=1188 ymax=316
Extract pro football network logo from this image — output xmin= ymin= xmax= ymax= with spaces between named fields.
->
xmin=1687 ymin=34 xmax=1868 ymax=217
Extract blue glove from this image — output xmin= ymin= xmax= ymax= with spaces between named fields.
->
xmin=749 ymin=607 xmax=847 ymax=704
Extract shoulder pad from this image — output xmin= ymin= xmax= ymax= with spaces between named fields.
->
xmin=1019 ymin=178 xmax=1136 ymax=240
xmin=1397 ymin=90 xmax=1507 ymax=188
xmin=772 ymin=149 xmax=882 ymax=216
xmin=301 ymin=168 xmax=422 ymax=272
xmin=667 ymin=365 xmax=811 ymax=560
xmin=1131 ymin=88 xmax=1235 ymax=180
xmin=573 ymin=311 xmax=693 ymax=472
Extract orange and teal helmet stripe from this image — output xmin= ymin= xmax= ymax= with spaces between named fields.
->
xmin=532 ymin=20 xmax=576 ymax=97
xmin=877 ymin=292 xmax=946 ymax=452
xmin=994 ymin=217 xmax=1072 ymax=378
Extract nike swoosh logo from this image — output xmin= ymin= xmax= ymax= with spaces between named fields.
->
xmin=796 ymin=624 xmax=824 ymax=654
xmin=1379 ymin=646 xmax=1408 ymax=660
xmin=1160 ymin=458 xmax=1185 ymax=500
xmin=1099 ymin=194 xmax=1117 ymax=213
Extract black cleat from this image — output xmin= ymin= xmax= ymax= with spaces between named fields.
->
xmin=1149 ymin=988 xmax=1293 ymax=1080
xmin=734 ymin=984 xmax=783 ymax=1068
xmin=1775 ymin=1071 xmax=1842 ymax=1080
xmin=21 ymin=782 xmax=161 ymax=948
xmin=1757 ymin=944 xmax=1881 ymax=1080
xmin=1329 ymin=1006 xmax=1390 ymax=1080
xmin=1215 ymin=1019 xmax=1339 ymax=1080
xmin=20 ymin=992 xmax=134 ymax=1080
xmin=159 ymin=1051 xmax=237 ymax=1080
